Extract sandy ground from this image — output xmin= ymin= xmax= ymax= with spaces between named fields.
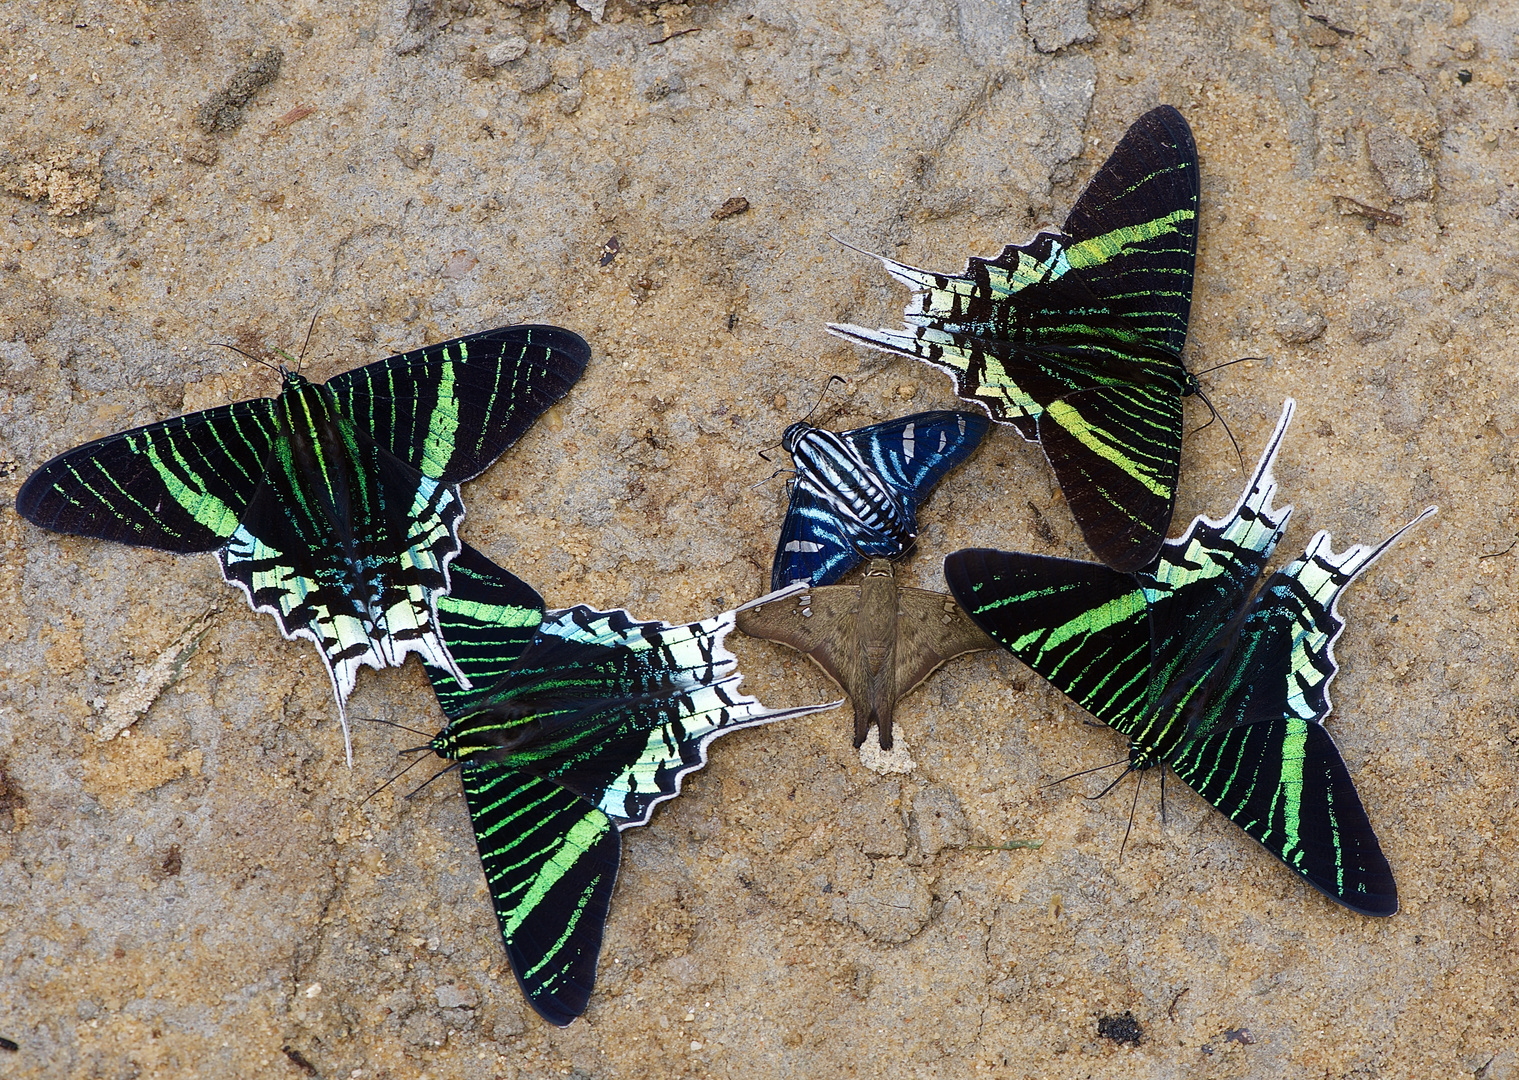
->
xmin=1 ymin=0 xmax=1516 ymax=1077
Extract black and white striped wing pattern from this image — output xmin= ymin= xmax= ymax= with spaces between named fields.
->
xmin=446 ymin=596 xmax=836 ymax=829
xmin=1171 ymin=508 xmax=1435 ymax=916
xmin=17 ymin=325 xmax=588 ymax=762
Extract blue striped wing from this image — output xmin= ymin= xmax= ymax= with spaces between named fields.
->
xmin=771 ymin=484 xmax=860 ymax=590
xmin=843 ymin=410 xmax=990 ymax=505
xmin=770 ymin=410 xmax=988 ymax=589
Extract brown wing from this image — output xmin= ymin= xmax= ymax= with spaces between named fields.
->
xmin=735 ymin=584 xmax=865 ymax=703
xmin=892 ymin=587 xmax=998 ymax=699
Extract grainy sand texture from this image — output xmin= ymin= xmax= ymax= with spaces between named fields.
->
xmin=1 ymin=0 xmax=1516 ymax=1077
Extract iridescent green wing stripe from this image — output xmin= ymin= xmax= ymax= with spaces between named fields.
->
xmin=1038 ymin=384 xmax=1183 ymax=572
xmin=944 ymin=547 xmax=1152 ymax=725
xmin=1167 ymin=718 xmax=1395 ymax=915
xmin=827 ymin=108 xmax=1198 ymax=569
xmin=867 ymin=106 xmax=1196 ymax=358
xmin=15 ymin=399 xmax=278 ymax=552
xmin=459 ymin=764 xmax=619 ymax=1026
xmin=327 ymin=325 xmax=589 ymax=483
xmin=827 ymin=107 xmax=1196 ymax=430
xmin=426 ymin=544 xmax=546 ymax=719
xmin=442 ymin=597 xmax=836 ymax=829
xmin=1059 ymin=104 xmax=1199 ymax=358
xmin=830 ymin=259 xmax=1181 ymax=442
xmin=1194 ymin=506 xmax=1438 ymax=738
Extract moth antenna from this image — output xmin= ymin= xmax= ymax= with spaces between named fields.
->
xmin=748 ymin=465 xmax=794 ymax=489
xmin=350 ymin=715 xmax=433 ymax=739
xmin=1118 ymin=767 xmax=1144 ymax=863
xmin=295 ymin=310 xmax=320 ymax=375
xmin=1043 ymin=756 xmax=1128 ymax=789
xmin=798 ymin=373 xmax=848 ymax=426
xmin=359 ymin=750 xmax=433 ymax=808
xmin=755 ymin=373 xmax=850 ymax=465
xmin=1194 ymin=354 xmax=1262 ymax=378
xmin=212 ymin=341 xmax=282 ymax=378
xmin=405 ymin=760 xmax=463 ymax=800
xmin=1189 ymin=356 xmax=1252 ymax=469
xmin=1087 ymin=763 xmax=1137 ymax=802
xmin=1191 ymin=386 xmax=1244 ymax=471
xmin=1478 ymin=537 xmax=1516 ymax=560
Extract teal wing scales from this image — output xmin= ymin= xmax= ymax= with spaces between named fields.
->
xmin=327 ymin=324 xmax=589 ymax=483
xmin=1197 ymin=507 xmax=1438 ymax=736
xmin=827 ymin=108 xmax=1199 ymax=570
xmin=459 ymin=764 xmax=619 ymax=1026
xmin=16 ymin=398 xmax=278 ymax=552
xmin=1168 ymin=508 xmax=1435 ymax=916
xmin=218 ymin=438 xmax=466 ymax=711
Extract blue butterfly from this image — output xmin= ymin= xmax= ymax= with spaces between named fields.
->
xmin=771 ymin=410 xmax=990 ymax=590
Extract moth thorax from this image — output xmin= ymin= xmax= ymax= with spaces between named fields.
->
xmin=434 ymin=712 xmax=542 ymax=762
xmin=780 ymin=421 xmax=812 ymax=454
xmin=1128 ymin=743 xmax=1163 ymax=772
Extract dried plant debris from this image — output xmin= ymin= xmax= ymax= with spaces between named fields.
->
xmin=712 ymin=196 xmax=750 ymax=220
xmin=1334 ymin=194 xmax=1404 ymax=227
xmin=0 ymin=761 xmax=23 ymax=820
xmin=0 ymin=147 xmax=103 ymax=217
xmin=195 ymin=46 xmax=284 ymax=134
xmin=281 ymin=1046 xmax=318 ymax=1076
xmin=97 ymin=606 xmax=219 ymax=743
xmin=158 ymin=844 xmax=183 ymax=878
xmin=273 ymin=104 xmax=316 ymax=129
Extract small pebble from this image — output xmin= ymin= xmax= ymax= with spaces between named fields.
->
xmin=485 ymin=36 xmax=528 ymax=67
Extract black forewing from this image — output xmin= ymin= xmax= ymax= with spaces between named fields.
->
xmin=15 ymin=398 xmax=278 ymax=552
xmin=427 ymin=545 xmax=548 ymax=719
xmin=944 ymin=547 xmax=1154 ymax=733
xmin=328 ymin=324 xmax=589 ymax=484
xmin=459 ymin=764 xmax=620 ymax=1025
xmin=1061 ymin=104 xmax=1199 ymax=357
xmin=1168 ymin=719 xmax=1396 ymax=916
